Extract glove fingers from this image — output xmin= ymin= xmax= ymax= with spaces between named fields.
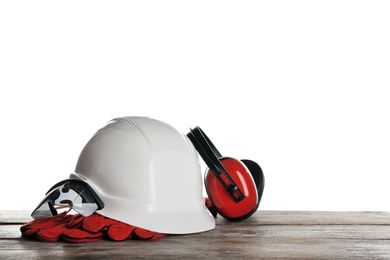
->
xmin=133 ymin=228 xmax=166 ymax=240
xmin=21 ymin=228 xmax=40 ymax=237
xmin=36 ymin=223 xmax=69 ymax=242
xmin=63 ymin=237 xmax=103 ymax=243
xmin=21 ymin=214 xmax=64 ymax=230
xmin=35 ymin=214 xmax=73 ymax=229
xmin=21 ymin=214 xmax=74 ymax=238
xmin=63 ymin=229 xmax=104 ymax=243
xmin=20 ymin=219 xmax=43 ymax=231
xmin=107 ymin=222 xmax=136 ymax=241
xmin=82 ymin=213 xmax=106 ymax=233
xmin=68 ymin=214 xmax=85 ymax=228
xmin=149 ymin=233 xmax=167 ymax=240
xmin=20 ymin=213 xmax=167 ymax=242
xmin=100 ymin=218 xmax=117 ymax=232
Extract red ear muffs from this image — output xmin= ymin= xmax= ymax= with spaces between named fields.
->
xmin=187 ymin=127 xmax=264 ymax=221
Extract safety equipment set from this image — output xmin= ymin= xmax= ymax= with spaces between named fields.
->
xmin=21 ymin=116 xmax=265 ymax=243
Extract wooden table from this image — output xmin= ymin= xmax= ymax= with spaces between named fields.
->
xmin=1 ymin=210 xmax=390 ymax=259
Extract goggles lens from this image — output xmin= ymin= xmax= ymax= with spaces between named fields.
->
xmin=31 ymin=179 xmax=104 ymax=219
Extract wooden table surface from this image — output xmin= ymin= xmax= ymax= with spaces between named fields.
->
xmin=1 ymin=210 xmax=390 ymax=259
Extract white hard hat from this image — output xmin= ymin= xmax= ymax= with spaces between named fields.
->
xmin=66 ymin=116 xmax=215 ymax=234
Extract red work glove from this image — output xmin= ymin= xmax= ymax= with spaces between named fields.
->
xmin=21 ymin=213 xmax=166 ymax=243
xmin=63 ymin=213 xmax=165 ymax=242
xmin=20 ymin=213 xmax=79 ymax=242
xmin=21 ymin=198 xmax=216 ymax=243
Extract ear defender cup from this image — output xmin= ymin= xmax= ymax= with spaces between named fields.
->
xmin=187 ymin=127 xmax=264 ymax=221
xmin=241 ymin=159 xmax=265 ymax=213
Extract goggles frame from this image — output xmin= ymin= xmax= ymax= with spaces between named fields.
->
xmin=31 ymin=179 xmax=104 ymax=219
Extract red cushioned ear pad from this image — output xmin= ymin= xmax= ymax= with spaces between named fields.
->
xmin=205 ymin=157 xmax=258 ymax=221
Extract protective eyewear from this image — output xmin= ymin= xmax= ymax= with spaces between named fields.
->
xmin=31 ymin=179 xmax=104 ymax=219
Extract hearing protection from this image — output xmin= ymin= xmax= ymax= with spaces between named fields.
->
xmin=187 ymin=126 xmax=264 ymax=221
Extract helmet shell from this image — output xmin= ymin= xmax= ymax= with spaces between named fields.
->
xmin=70 ymin=116 xmax=215 ymax=234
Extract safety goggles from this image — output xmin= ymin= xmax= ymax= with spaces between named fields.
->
xmin=31 ymin=179 xmax=104 ymax=219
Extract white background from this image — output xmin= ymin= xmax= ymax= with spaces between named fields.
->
xmin=1 ymin=1 xmax=389 ymax=211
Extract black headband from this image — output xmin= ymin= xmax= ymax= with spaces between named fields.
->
xmin=187 ymin=127 xmax=244 ymax=203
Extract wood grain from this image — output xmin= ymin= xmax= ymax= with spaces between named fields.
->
xmin=1 ymin=210 xmax=390 ymax=259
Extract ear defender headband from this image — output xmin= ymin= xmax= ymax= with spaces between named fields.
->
xmin=187 ymin=127 xmax=264 ymax=221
